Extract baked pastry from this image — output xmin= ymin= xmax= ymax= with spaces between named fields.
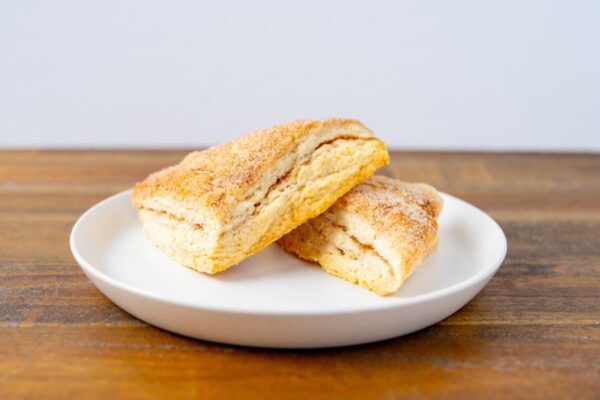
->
xmin=278 ymin=176 xmax=443 ymax=295
xmin=132 ymin=118 xmax=389 ymax=274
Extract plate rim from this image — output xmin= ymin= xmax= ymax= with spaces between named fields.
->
xmin=70 ymin=189 xmax=507 ymax=316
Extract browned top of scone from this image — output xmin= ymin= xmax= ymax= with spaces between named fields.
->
xmin=334 ymin=175 xmax=443 ymax=248
xmin=132 ymin=118 xmax=376 ymax=217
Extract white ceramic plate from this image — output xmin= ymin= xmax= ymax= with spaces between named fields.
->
xmin=70 ymin=190 xmax=506 ymax=348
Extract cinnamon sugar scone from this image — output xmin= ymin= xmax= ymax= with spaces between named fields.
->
xmin=132 ymin=118 xmax=389 ymax=274
xmin=278 ymin=176 xmax=443 ymax=296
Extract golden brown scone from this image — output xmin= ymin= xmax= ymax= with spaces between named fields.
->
xmin=278 ymin=176 xmax=443 ymax=296
xmin=132 ymin=118 xmax=389 ymax=274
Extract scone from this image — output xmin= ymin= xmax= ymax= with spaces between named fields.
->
xmin=278 ymin=176 xmax=443 ymax=295
xmin=132 ymin=118 xmax=389 ymax=274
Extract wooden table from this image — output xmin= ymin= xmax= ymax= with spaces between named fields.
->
xmin=1 ymin=150 xmax=599 ymax=399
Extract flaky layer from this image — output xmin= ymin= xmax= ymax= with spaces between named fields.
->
xmin=132 ymin=119 xmax=389 ymax=273
xmin=139 ymin=209 xmax=217 ymax=269
xmin=278 ymin=176 xmax=443 ymax=295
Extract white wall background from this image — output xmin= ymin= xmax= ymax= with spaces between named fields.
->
xmin=1 ymin=1 xmax=599 ymax=150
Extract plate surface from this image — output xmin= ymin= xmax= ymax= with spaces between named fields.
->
xmin=70 ymin=190 xmax=506 ymax=348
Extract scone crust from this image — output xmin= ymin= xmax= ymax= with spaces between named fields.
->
xmin=132 ymin=118 xmax=377 ymax=218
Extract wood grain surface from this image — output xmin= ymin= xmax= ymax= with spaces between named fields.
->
xmin=0 ymin=150 xmax=599 ymax=399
